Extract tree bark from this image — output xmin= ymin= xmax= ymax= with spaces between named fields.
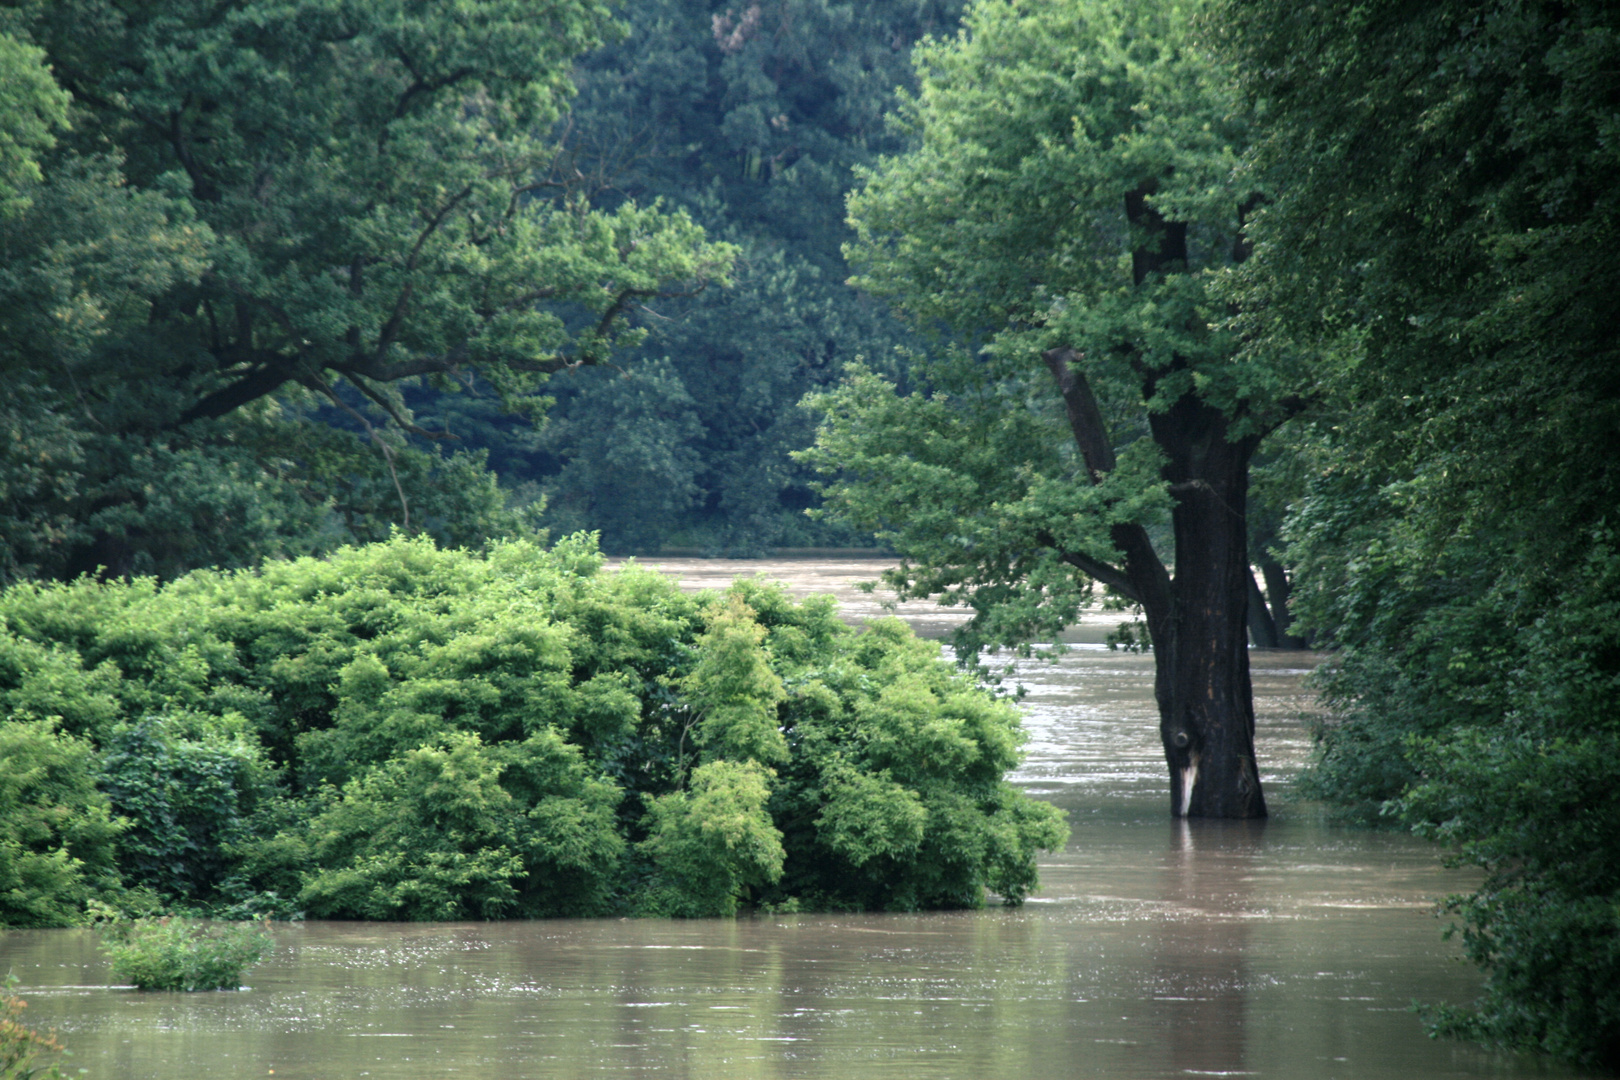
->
xmin=1139 ymin=392 xmax=1267 ymax=819
xmin=1128 ymin=181 xmax=1266 ymax=818
xmin=1042 ymin=344 xmax=1267 ymax=818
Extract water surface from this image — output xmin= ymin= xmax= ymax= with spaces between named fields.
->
xmin=0 ymin=559 xmax=1586 ymax=1079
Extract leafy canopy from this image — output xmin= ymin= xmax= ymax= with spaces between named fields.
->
xmin=0 ymin=0 xmax=736 ymax=580
xmin=807 ymin=0 xmax=1295 ymax=656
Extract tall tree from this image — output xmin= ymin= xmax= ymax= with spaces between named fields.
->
xmin=1214 ymin=0 xmax=1620 ymax=1063
xmin=0 ymin=0 xmax=734 ymax=579
xmin=807 ymin=0 xmax=1306 ymax=817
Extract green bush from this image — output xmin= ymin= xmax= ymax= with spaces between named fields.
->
xmin=0 ymin=534 xmax=1068 ymax=920
xmin=1290 ymin=520 xmax=1620 ymax=1068
xmin=96 ymin=913 xmax=272 ymax=992
xmin=0 ymin=718 xmax=121 ymax=927
xmin=637 ymin=760 xmax=786 ymax=917
xmin=98 ymin=712 xmax=274 ymax=906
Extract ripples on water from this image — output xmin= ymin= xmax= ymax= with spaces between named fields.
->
xmin=0 ymin=560 xmax=1592 ymax=1079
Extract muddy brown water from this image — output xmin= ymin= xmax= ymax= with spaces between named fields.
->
xmin=0 ymin=558 xmax=1591 ymax=1079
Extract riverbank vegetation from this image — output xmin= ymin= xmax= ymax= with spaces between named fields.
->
xmin=0 ymin=976 xmax=70 ymax=1080
xmin=1 ymin=0 xmax=1616 ymax=1069
xmin=1214 ymin=0 xmax=1620 ymax=1068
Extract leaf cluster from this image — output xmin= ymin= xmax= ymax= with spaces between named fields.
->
xmin=1213 ymin=0 xmax=1620 ymax=1064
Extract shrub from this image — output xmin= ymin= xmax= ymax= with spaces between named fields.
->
xmin=0 ymin=975 xmax=70 ymax=1080
xmin=0 ymin=534 xmax=1069 ymax=919
xmin=96 ymin=913 xmax=272 ymax=991
xmin=637 ymin=760 xmax=786 ymax=917
xmin=97 ymin=712 xmax=275 ymax=906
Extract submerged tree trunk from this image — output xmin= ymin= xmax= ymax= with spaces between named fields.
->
xmin=1247 ymin=570 xmax=1282 ymax=647
xmin=1142 ymin=395 xmax=1266 ymax=819
xmin=1043 ymin=346 xmax=1268 ymax=819
xmin=1258 ymin=557 xmax=1308 ymax=649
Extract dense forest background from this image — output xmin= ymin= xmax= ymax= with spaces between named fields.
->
xmin=1 ymin=0 xmax=1618 ymax=1070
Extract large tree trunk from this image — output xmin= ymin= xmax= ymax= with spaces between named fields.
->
xmin=1139 ymin=395 xmax=1266 ymax=818
xmin=1044 ymin=344 xmax=1269 ymax=819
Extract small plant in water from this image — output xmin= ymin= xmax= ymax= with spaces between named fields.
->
xmin=1 ymin=974 xmax=73 ymax=1079
xmin=93 ymin=908 xmax=273 ymax=992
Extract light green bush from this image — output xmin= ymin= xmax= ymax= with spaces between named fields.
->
xmin=0 ymin=718 xmax=121 ymax=927
xmin=97 ymin=913 xmax=273 ymax=991
xmin=0 ymin=534 xmax=1067 ymax=919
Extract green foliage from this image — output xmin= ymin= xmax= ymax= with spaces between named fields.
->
xmin=97 ymin=713 xmax=274 ymax=907
xmin=491 ymin=0 xmax=972 ymax=553
xmin=96 ymin=911 xmax=272 ymax=992
xmin=0 ymin=718 xmax=121 ymax=928
xmin=1215 ymin=0 xmax=1620 ymax=1065
xmin=807 ymin=0 xmax=1298 ymax=685
xmin=298 ymin=730 xmax=624 ymax=920
xmin=0 ymin=0 xmax=734 ymax=582
xmin=638 ymin=760 xmax=785 ymax=917
xmin=768 ymin=616 xmax=1070 ymax=908
xmin=846 ymin=0 xmax=1248 ymax=343
xmin=0 ymin=534 xmax=1065 ymax=920
xmin=1 ymin=975 xmax=70 ymax=1080
xmin=682 ymin=597 xmax=788 ymax=765
xmin=0 ymin=30 xmax=67 ymax=217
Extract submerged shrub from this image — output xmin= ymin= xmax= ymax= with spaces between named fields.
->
xmin=96 ymin=912 xmax=273 ymax=991
xmin=0 ymin=534 xmax=1068 ymax=919
xmin=1302 ymin=534 xmax=1620 ymax=1067
xmin=638 ymin=759 xmax=785 ymax=917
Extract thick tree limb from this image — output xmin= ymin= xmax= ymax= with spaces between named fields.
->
xmin=1040 ymin=344 xmax=1174 ymax=618
xmin=1041 ymin=346 xmax=1117 ymax=481
xmin=178 ymin=357 xmax=300 ymax=424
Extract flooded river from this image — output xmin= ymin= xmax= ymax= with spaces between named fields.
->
xmin=0 ymin=559 xmax=1590 ymax=1078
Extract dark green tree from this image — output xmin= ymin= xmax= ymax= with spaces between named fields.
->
xmin=508 ymin=0 xmax=970 ymax=553
xmin=1214 ymin=0 xmax=1620 ymax=1064
xmin=0 ymin=0 xmax=734 ymax=580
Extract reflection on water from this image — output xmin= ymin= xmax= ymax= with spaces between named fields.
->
xmin=0 ymin=560 xmax=1592 ymax=1079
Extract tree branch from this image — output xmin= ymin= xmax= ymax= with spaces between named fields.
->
xmin=1033 ymin=530 xmax=1141 ymax=604
xmin=348 ymin=373 xmax=454 ymax=441
xmin=1041 ymin=346 xmax=1117 ymax=481
xmin=178 ymin=356 xmax=299 ymax=425
xmin=1040 ymin=344 xmax=1174 ymax=619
